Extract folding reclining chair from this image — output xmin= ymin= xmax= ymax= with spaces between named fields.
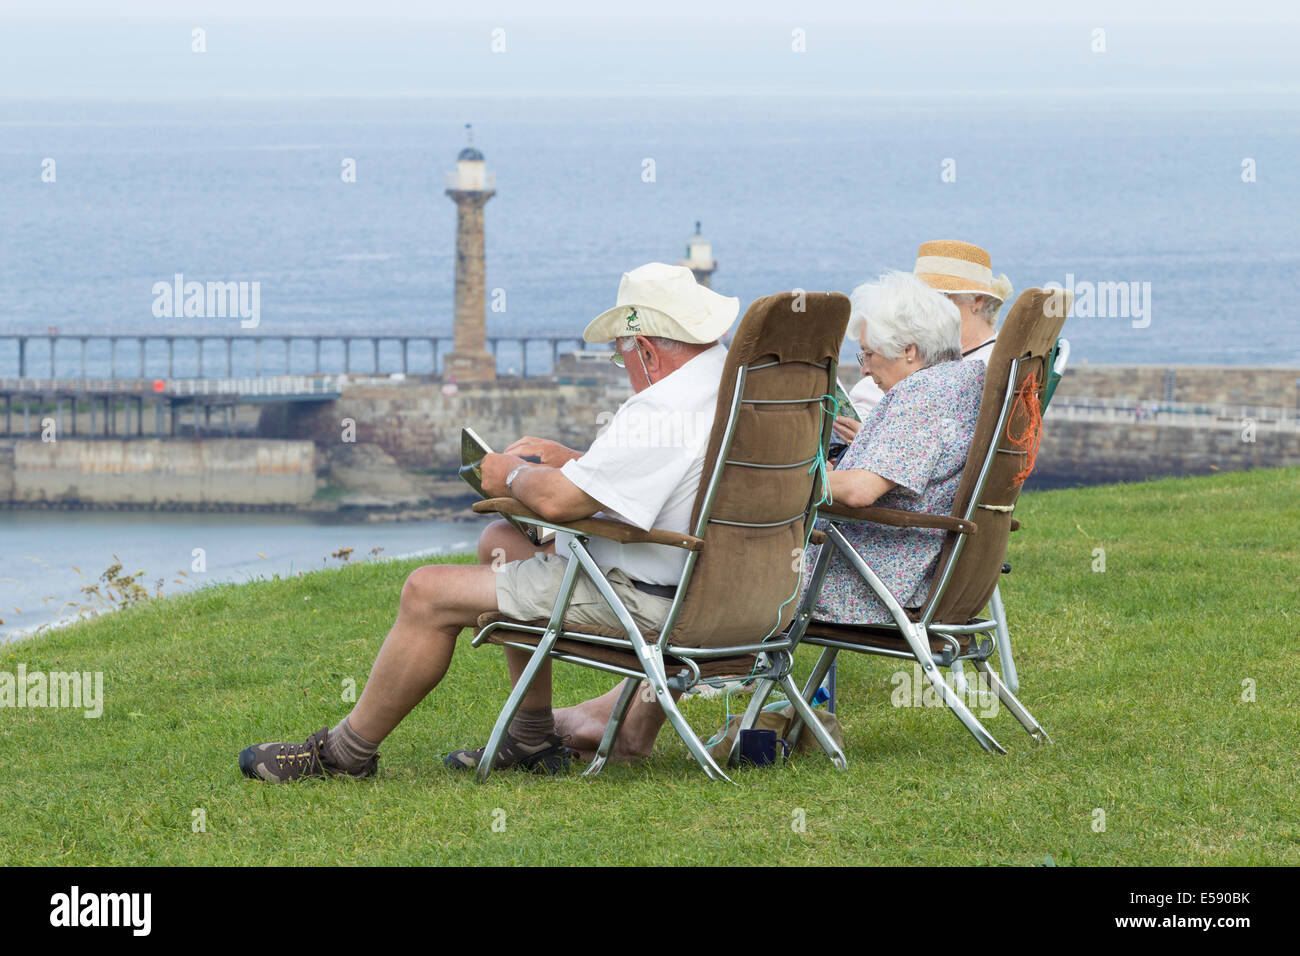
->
xmin=468 ymin=290 xmax=851 ymax=782
xmin=828 ymin=342 xmax=1072 ymax=700
xmin=736 ymin=288 xmax=1069 ymax=760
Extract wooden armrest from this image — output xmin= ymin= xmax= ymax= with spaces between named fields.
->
xmin=1010 ymin=518 xmax=1021 ymax=532
xmin=819 ymin=502 xmax=977 ymax=535
xmin=473 ymin=498 xmax=705 ymax=551
xmin=808 ymin=529 xmax=827 ymax=545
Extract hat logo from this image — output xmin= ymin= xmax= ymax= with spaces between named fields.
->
xmin=625 ymin=308 xmax=641 ymax=332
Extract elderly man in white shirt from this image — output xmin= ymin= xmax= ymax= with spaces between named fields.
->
xmin=837 ymin=240 xmax=1012 ymax=443
xmin=239 ymin=263 xmax=737 ymax=782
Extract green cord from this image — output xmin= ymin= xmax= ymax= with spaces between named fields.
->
xmin=710 ymin=393 xmax=841 ymax=738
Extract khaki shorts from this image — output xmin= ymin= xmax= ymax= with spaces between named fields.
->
xmin=495 ymin=553 xmax=673 ymax=636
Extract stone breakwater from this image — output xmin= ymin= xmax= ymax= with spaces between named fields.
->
xmin=1033 ymin=365 xmax=1300 ymax=485
xmin=0 ymin=438 xmax=317 ymax=509
xmin=1034 ymin=418 xmax=1300 ymax=486
xmin=2 ymin=366 xmax=1296 ymax=511
xmin=0 ymin=378 xmax=630 ymax=511
xmin=277 ymin=367 xmax=1299 ymax=487
xmin=1050 ymin=365 xmax=1300 ymax=407
xmin=275 ymin=378 xmax=629 ymax=472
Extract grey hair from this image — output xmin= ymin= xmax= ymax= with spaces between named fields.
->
xmin=949 ymin=292 xmax=1002 ymax=323
xmin=849 ymin=271 xmax=962 ymax=367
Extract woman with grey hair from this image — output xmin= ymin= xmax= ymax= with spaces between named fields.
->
xmin=837 ymin=239 xmax=1011 ymax=434
xmin=805 ymin=269 xmax=984 ymax=624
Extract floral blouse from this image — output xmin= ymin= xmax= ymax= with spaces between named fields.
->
xmin=801 ymin=360 xmax=984 ymax=624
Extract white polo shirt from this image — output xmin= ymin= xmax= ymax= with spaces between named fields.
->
xmin=555 ymin=343 xmax=727 ymax=586
xmin=846 ymin=334 xmax=997 ymax=416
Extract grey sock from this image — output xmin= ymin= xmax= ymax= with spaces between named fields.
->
xmin=507 ymin=707 xmax=555 ymax=749
xmin=323 ymin=715 xmax=380 ymax=771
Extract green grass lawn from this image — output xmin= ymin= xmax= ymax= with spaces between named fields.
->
xmin=3 ymin=467 xmax=1298 ymax=866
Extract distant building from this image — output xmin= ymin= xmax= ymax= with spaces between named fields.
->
xmin=444 ymin=125 xmax=497 ymax=383
xmin=553 ymin=350 xmax=628 ymax=387
xmin=679 ymin=221 xmax=717 ymax=288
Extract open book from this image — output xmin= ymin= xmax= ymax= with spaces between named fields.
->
xmin=835 ymin=381 xmax=861 ymax=423
xmin=458 ymin=427 xmax=556 ymax=547
xmin=828 ymin=381 xmax=861 ymax=465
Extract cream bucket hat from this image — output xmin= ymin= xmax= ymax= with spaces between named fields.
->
xmin=582 ymin=262 xmax=739 ymax=344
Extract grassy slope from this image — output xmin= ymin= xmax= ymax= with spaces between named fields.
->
xmin=2 ymin=468 xmax=1298 ymax=866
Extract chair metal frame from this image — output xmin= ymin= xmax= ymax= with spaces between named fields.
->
xmin=470 ymin=355 xmax=849 ymax=784
xmin=736 ymin=353 xmax=1054 ymax=760
xmin=823 ymin=336 xmax=1071 ymax=701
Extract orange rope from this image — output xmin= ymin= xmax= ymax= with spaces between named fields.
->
xmin=1006 ymin=370 xmax=1043 ymax=486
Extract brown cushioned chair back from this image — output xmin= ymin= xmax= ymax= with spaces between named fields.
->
xmin=929 ymin=288 xmax=1067 ymax=624
xmin=668 ymin=291 xmax=850 ymax=648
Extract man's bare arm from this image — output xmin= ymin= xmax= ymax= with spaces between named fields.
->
xmin=481 ymin=453 xmax=601 ymax=523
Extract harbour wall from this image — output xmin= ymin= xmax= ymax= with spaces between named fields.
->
xmin=1051 ymin=365 xmax=1300 ymax=406
xmin=276 ymin=378 xmax=628 ymax=471
xmin=273 ymin=368 xmax=1300 ymax=485
xmin=3 ymin=366 xmax=1297 ymax=510
xmin=0 ymin=439 xmax=317 ymax=508
xmin=1034 ymin=365 xmax=1300 ymax=485
xmin=1034 ymin=419 xmax=1300 ymax=486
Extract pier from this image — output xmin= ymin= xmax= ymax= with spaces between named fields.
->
xmin=0 ymin=332 xmax=607 ymax=383
xmin=0 ymin=375 xmax=342 ymax=438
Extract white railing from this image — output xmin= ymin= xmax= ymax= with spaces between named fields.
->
xmin=166 ymin=375 xmax=341 ymax=397
xmin=0 ymin=375 xmax=341 ymax=398
xmin=1047 ymin=397 xmax=1300 ymax=430
xmin=0 ymin=377 xmax=155 ymax=394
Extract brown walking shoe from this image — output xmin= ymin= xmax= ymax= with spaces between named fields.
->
xmin=444 ymin=732 xmax=576 ymax=774
xmin=239 ymin=727 xmax=378 ymax=783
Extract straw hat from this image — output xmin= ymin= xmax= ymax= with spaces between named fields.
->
xmin=582 ymin=262 xmax=739 ymax=345
xmin=913 ymin=239 xmax=1013 ymax=303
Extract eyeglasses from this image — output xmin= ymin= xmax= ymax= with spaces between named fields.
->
xmin=856 ymin=350 xmax=874 ymax=367
xmin=611 ymin=345 xmax=655 ymax=383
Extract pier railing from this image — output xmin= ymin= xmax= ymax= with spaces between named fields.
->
xmin=168 ymin=376 xmax=342 ymax=398
xmin=0 ymin=375 xmax=340 ymax=400
xmin=0 ymin=377 xmax=155 ymax=395
xmin=0 ymin=375 xmax=345 ymax=439
xmin=0 ymin=332 xmax=609 ymax=381
xmin=1047 ymin=396 xmax=1300 ymax=430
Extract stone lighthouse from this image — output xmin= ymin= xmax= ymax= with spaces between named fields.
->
xmin=679 ymin=221 xmax=718 ymax=288
xmin=444 ymin=125 xmax=497 ymax=383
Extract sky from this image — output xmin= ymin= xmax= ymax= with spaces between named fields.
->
xmin=0 ymin=1 xmax=1297 ymax=98
xmin=4 ymin=0 xmax=1300 ymax=21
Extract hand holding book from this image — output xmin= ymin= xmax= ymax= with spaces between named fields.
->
xmin=502 ymin=436 xmax=582 ymax=468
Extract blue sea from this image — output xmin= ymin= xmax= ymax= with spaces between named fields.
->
xmin=1 ymin=89 xmax=1298 ymax=637
xmin=1 ymin=92 xmax=1297 ymax=372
